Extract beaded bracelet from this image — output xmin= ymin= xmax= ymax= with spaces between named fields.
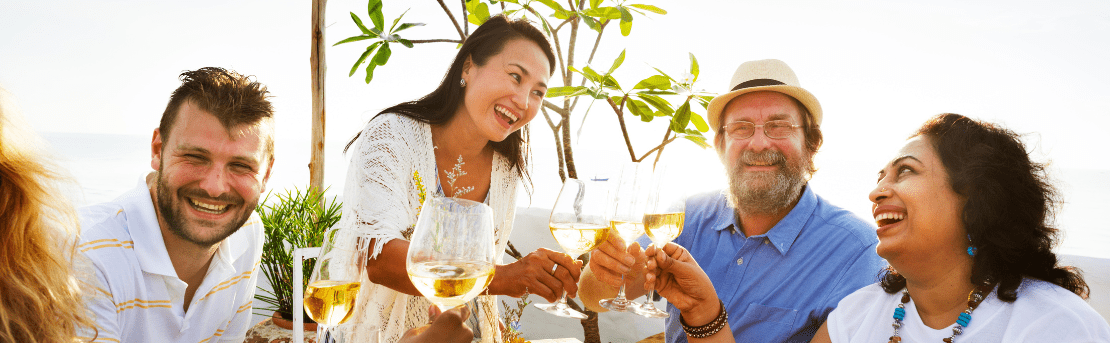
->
xmin=679 ymin=299 xmax=728 ymax=339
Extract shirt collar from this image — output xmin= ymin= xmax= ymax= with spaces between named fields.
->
xmin=717 ymin=185 xmax=818 ymax=255
xmin=121 ymin=174 xmax=177 ymax=277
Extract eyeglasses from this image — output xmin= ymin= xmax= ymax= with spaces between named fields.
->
xmin=720 ymin=120 xmax=801 ymax=140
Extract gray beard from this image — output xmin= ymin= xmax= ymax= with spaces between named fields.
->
xmin=725 ymin=149 xmax=808 ymax=216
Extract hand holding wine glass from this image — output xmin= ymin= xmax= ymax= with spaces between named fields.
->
xmin=599 ymin=162 xmax=651 ymax=312
xmin=305 ymin=229 xmax=370 ymax=342
xmin=633 ymin=165 xmax=687 ymax=318
xmin=406 ymin=197 xmax=498 ymax=312
xmin=536 ymin=178 xmax=612 ymax=319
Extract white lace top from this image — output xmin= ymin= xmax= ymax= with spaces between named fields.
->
xmin=332 ymin=113 xmax=519 ymax=343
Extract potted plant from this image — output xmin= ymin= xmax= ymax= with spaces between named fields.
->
xmin=247 ymin=187 xmax=342 ymax=337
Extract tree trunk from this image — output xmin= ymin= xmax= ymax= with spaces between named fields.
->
xmin=309 ymin=0 xmax=327 ymax=194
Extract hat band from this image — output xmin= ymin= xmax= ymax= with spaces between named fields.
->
xmin=731 ymin=78 xmax=786 ymax=91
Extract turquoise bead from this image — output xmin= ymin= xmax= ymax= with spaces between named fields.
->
xmin=957 ymin=312 xmax=972 ymax=326
xmin=893 ymin=307 xmax=905 ymax=320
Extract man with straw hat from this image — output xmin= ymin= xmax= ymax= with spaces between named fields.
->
xmin=581 ymin=59 xmax=884 ymax=342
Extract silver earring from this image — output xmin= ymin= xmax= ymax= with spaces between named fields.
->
xmin=460 ymin=78 xmax=466 ymax=87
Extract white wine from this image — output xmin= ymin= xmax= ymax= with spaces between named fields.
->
xmin=304 ymin=280 xmax=361 ymax=326
xmin=643 ymin=212 xmax=685 ymax=246
xmin=408 ymin=261 xmax=495 ymax=310
xmin=609 ymin=220 xmax=645 ymax=244
xmin=549 ymin=223 xmax=610 ymax=257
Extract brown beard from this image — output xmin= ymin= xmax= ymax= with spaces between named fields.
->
xmin=725 ymin=149 xmax=809 ymax=215
xmin=155 ymin=170 xmax=254 ymax=247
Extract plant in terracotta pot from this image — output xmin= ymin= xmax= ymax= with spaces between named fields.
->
xmin=252 ymin=187 xmax=342 ymax=329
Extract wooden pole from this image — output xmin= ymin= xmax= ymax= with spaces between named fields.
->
xmin=309 ymin=0 xmax=327 ymax=193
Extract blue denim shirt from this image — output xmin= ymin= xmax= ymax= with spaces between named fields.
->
xmin=640 ymin=185 xmax=884 ymax=343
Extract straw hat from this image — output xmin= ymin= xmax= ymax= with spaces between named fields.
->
xmin=706 ymin=59 xmax=822 ymax=131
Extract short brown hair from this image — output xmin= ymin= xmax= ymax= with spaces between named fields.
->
xmin=159 ymin=67 xmax=275 ymax=160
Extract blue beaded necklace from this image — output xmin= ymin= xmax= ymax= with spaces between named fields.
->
xmin=888 ymin=283 xmax=994 ymax=343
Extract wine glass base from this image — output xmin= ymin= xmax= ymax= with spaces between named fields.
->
xmin=599 ymin=297 xmax=635 ymax=312
xmin=534 ymin=302 xmax=588 ymax=319
xmin=632 ymin=304 xmax=670 ymax=318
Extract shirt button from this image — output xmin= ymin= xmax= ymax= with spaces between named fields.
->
xmin=763 ymin=238 xmax=770 ymax=244
xmin=736 ymin=257 xmax=744 ymax=265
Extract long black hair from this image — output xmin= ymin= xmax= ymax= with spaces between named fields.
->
xmin=880 ymin=113 xmax=1088 ymax=301
xmin=346 ymin=15 xmax=556 ymax=191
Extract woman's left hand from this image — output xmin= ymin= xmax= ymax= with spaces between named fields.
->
xmin=488 ymin=248 xmax=583 ymax=302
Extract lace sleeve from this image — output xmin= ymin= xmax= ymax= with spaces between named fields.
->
xmin=336 ymin=114 xmax=430 ymax=259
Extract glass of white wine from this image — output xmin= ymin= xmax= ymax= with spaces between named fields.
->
xmin=406 ymin=196 xmax=497 ymax=312
xmin=599 ymin=162 xmax=650 ymax=312
xmin=536 ymin=178 xmax=612 ymax=319
xmin=633 ymin=165 xmax=686 ymax=318
xmin=305 ymin=229 xmax=370 ymax=342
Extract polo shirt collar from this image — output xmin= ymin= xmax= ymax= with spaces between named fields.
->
xmin=718 ymin=185 xmax=817 ymax=255
xmin=764 ymin=184 xmax=817 ymax=254
xmin=121 ymin=175 xmax=177 ymax=278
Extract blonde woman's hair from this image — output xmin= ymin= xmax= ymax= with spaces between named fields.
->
xmin=0 ymin=88 xmax=97 ymax=342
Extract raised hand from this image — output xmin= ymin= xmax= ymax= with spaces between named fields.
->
xmin=644 ymin=242 xmax=720 ymax=326
xmin=588 ymin=232 xmax=645 ymax=288
xmin=399 ymin=305 xmax=474 ymax=343
xmin=490 ymin=248 xmax=582 ymax=302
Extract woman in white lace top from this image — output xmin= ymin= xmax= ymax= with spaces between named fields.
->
xmin=333 ymin=15 xmax=582 ymax=343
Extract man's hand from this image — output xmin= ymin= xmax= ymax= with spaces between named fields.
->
xmin=588 ymin=233 xmax=645 ymax=288
xmin=644 ymin=242 xmax=720 ymax=326
xmin=488 ymin=248 xmax=583 ymax=302
xmin=398 ymin=306 xmax=473 ymax=343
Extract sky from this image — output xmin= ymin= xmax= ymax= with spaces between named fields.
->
xmin=2 ymin=0 xmax=1109 ymax=216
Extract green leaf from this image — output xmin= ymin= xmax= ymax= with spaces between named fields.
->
xmin=590 ymin=0 xmax=603 ymax=10
xmin=626 ymin=99 xmax=652 ymax=118
xmin=684 ymin=135 xmax=710 ymax=148
xmin=364 ymin=60 xmax=379 ymax=83
xmin=628 ymin=4 xmax=666 ymax=14
xmin=672 ymin=101 xmax=691 ymax=131
xmin=689 ymin=112 xmax=709 ymax=132
xmin=652 ymin=67 xmax=676 ymax=82
xmin=349 ymin=42 xmax=381 ymax=76
xmin=367 ymin=0 xmax=384 ymax=32
xmin=584 ymin=7 xmax=622 ymax=19
xmin=602 ymin=75 xmax=621 ymax=90
xmin=581 ymin=66 xmax=603 ymax=83
xmin=619 ymin=6 xmax=633 ymax=36
xmin=641 ymin=113 xmax=654 ymax=122
xmin=689 ymin=53 xmax=700 ymax=83
xmin=372 ymin=42 xmax=392 ymax=65
xmin=695 ymin=94 xmax=714 ymax=109
xmin=393 ymin=22 xmax=425 ymax=34
xmin=397 ymin=38 xmax=414 ymax=48
xmin=534 ymin=0 xmax=567 ymax=13
xmin=636 ymin=94 xmax=674 ymax=114
xmin=587 ymin=87 xmax=609 ymax=100
xmin=350 ymin=12 xmax=372 ymax=35
xmin=389 ymin=8 xmax=410 ymax=32
xmin=467 ymin=1 xmax=491 ymax=25
xmin=546 ymin=86 xmax=587 ymax=97
xmin=637 ymin=89 xmax=678 ymax=95
xmin=581 ymin=14 xmax=600 ymax=31
xmin=633 ymin=75 xmax=671 ymax=90
xmin=333 ymin=35 xmax=373 ymax=46
xmin=607 ymin=49 xmax=626 ymax=74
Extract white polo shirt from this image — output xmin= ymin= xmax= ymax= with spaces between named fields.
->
xmin=77 ymin=178 xmax=262 ymax=343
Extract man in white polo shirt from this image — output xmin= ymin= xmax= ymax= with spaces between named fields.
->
xmin=78 ymin=67 xmax=275 ymax=342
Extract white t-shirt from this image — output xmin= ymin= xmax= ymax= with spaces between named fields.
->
xmin=76 ymin=179 xmax=263 ymax=343
xmin=827 ymin=279 xmax=1110 ymax=342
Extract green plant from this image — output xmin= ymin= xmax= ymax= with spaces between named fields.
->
xmin=253 ymin=187 xmax=342 ymax=322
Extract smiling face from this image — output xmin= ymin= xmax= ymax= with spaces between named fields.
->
xmin=870 ymin=136 xmax=966 ymax=263
xmin=456 ymin=38 xmax=550 ymax=142
xmin=716 ymin=91 xmax=811 ymax=214
xmin=150 ymin=101 xmax=273 ymax=247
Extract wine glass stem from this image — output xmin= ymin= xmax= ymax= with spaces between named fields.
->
xmin=616 ymin=274 xmax=627 ymax=300
xmin=317 ymin=325 xmax=331 ymax=343
xmin=557 ymin=290 xmax=570 ymax=306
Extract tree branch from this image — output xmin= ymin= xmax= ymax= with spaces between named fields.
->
xmin=436 ymin=0 xmax=466 ymax=40
xmin=543 ymin=100 xmax=571 ymax=117
xmin=607 ymin=96 xmax=638 ymax=162
xmin=461 ymin=0 xmax=469 ymax=34
xmin=638 ymin=133 xmax=678 ymax=162
xmin=542 ymin=107 xmax=568 ymax=182
xmin=570 ymin=22 xmax=607 ymax=113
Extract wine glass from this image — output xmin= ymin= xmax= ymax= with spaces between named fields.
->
xmin=304 ymin=229 xmax=370 ymax=342
xmin=535 ymin=178 xmax=612 ymax=319
xmin=599 ymin=162 xmax=650 ymax=312
xmin=633 ymin=165 xmax=686 ymax=318
xmin=406 ymin=196 xmax=497 ymax=312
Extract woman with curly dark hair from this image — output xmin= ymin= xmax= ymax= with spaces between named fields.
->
xmin=812 ymin=113 xmax=1110 ymax=342
xmin=641 ymin=113 xmax=1110 ymax=343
